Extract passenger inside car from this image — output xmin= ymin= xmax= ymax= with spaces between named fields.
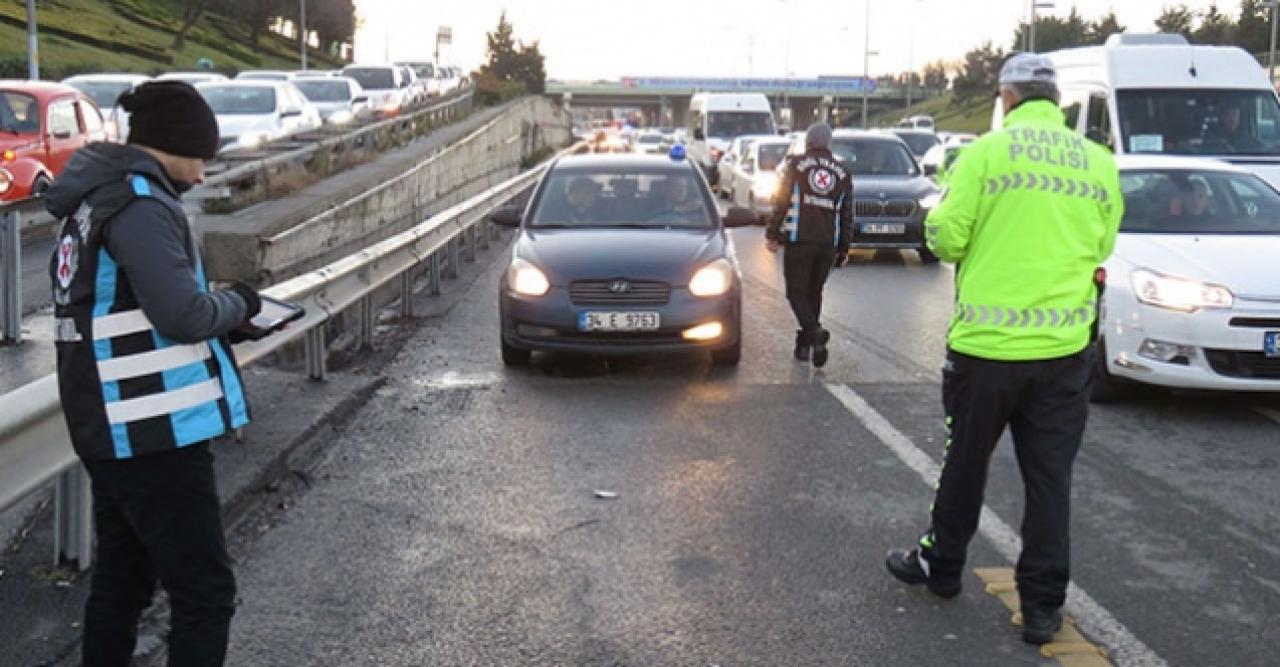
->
xmin=1170 ymin=178 xmax=1213 ymax=221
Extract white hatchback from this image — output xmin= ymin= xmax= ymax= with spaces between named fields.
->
xmin=1095 ymin=155 xmax=1280 ymax=398
xmin=195 ymin=80 xmax=323 ymax=154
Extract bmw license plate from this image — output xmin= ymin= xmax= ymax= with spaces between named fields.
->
xmin=862 ymin=223 xmax=905 ymax=234
xmin=578 ymin=311 xmax=660 ymax=332
xmin=1265 ymin=331 xmax=1280 ymax=358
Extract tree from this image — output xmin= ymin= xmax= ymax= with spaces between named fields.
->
xmin=309 ymin=0 xmax=356 ymax=55
xmin=1155 ymin=4 xmax=1195 ymax=37
xmin=474 ymin=12 xmax=546 ymax=103
xmin=923 ymin=61 xmax=949 ymax=91
xmin=1193 ymin=3 xmax=1237 ymax=44
xmin=1012 ymin=7 xmax=1090 ymax=52
xmin=952 ymin=41 xmax=1005 ymax=104
xmin=1236 ymin=0 xmax=1272 ymax=55
xmin=172 ymin=0 xmax=211 ymax=50
xmin=1087 ymin=11 xmax=1126 ymax=44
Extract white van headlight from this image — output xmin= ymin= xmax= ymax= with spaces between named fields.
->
xmin=1131 ymin=268 xmax=1234 ymax=312
xmin=328 ymin=110 xmax=354 ymax=125
xmin=689 ymin=258 xmax=734 ymax=297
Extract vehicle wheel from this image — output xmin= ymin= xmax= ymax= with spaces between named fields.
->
xmin=501 ymin=339 xmax=531 ymax=367
xmin=1090 ymin=337 xmax=1134 ymax=403
xmin=918 ymin=245 xmax=940 ymax=264
xmin=32 ymin=175 xmax=51 ymax=196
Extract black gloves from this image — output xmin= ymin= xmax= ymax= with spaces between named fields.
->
xmin=228 ymin=282 xmax=262 ymax=320
xmin=833 ymin=252 xmax=849 ymax=269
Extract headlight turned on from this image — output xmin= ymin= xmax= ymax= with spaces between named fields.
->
xmin=508 ymin=258 xmax=550 ymax=297
xmin=752 ymin=173 xmax=779 ymax=197
xmin=689 ymin=258 xmax=734 ymax=297
xmin=329 ymin=110 xmax=355 ymax=125
xmin=1130 ymin=268 xmax=1234 ymax=313
xmin=0 ymin=168 xmax=12 ymax=194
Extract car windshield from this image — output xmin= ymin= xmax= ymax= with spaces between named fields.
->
xmin=0 ymin=91 xmax=40 ymax=134
xmin=1119 ymin=169 xmax=1280 ymax=234
xmin=1117 ymin=89 xmax=1280 ymax=157
xmin=531 ymin=171 xmax=716 ymax=229
xmin=344 ymin=68 xmax=394 ymax=90
xmin=294 ymin=80 xmax=350 ymax=102
xmin=894 ymin=132 xmax=940 ymax=156
xmin=758 ymin=144 xmax=788 ymax=171
xmin=199 ymin=86 xmax=276 ymax=114
xmin=830 ymin=139 xmax=921 ymax=176
xmin=68 ymin=81 xmax=135 ymax=110
xmin=637 ymin=134 xmax=662 ymax=144
xmin=238 ymin=72 xmax=286 ymax=80
xmin=707 ymin=112 xmax=773 ymax=139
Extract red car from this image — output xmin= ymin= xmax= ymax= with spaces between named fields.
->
xmin=0 ymin=81 xmax=109 ymax=202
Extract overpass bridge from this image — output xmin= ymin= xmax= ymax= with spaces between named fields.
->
xmin=547 ymin=76 xmax=941 ymax=128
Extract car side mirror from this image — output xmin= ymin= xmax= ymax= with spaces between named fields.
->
xmin=693 ymin=128 xmax=705 ymax=141
xmin=489 ymin=204 xmax=522 ymax=228
xmin=52 ymin=129 xmax=72 ymax=140
xmin=281 ymin=109 xmax=302 ymax=118
xmin=923 ymin=163 xmax=938 ymax=176
xmin=353 ymin=96 xmax=369 ymax=105
xmin=742 ymin=161 xmax=755 ymax=174
xmin=722 ymin=206 xmax=758 ymax=228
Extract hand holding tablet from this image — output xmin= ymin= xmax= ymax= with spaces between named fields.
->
xmin=236 ymin=295 xmax=305 ymax=341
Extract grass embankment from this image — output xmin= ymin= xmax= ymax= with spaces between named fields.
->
xmin=869 ymin=91 xmax=996 ymax=135
xmin=0 ymin=0 xmax=346 ymax=79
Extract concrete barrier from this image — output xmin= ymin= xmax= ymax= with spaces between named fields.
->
xmin=200 ymin=96 xmax=571 ymax=286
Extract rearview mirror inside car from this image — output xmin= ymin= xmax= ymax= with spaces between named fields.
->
xmin=722 ymin=206 xmax=758 ymax=228
xmin=489 ymin=205 xmax=522 ymax=227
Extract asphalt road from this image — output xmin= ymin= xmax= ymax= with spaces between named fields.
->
xmin=222 ymin=228 xmax=1280 ymax=666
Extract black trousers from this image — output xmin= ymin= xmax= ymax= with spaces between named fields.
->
xmin=923 ymin=346 xmax=1093 ymax=613
xmin=82 ymin=442 xmax=236 ymax=667
xmin=783 ymin=242 xmax=837 ymax=335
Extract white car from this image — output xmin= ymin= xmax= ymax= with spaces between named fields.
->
xmin=717 ymin=134 xmax=775 ymax=197
xmin=341 ymin=65 xmax=409 ymax=118
xmin=632 ymin=131 xmax=665 ymax=154
xmin=292 ymin=76 xmax=370 ymax=126
xmin=235 ymin=70 xmax=294 ymax=81
xmin=937 ymin=131 xmax=977 ymax=146
xmin=195 ymin=80 xmax=323 ymax=153
xmin=729 ymin=137 xmax=791 ymax=216
xmin=61 ymin=73 xmax=149 ymax=141
xmin=1095 ymin=155 xmax=1280 ymax=399
xmin=156 ymin=72 xmax=228 ymax=86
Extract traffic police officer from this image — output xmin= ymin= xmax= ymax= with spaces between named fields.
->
xmin=884 ymin=54 xmax=1123 ymax=645
xmin=46 ymin=81 xmax=261 ymax=667
xmin=765 ymin=122 xmax=854 ymax=367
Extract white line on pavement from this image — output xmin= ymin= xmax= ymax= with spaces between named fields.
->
xmin=823 ymin=383 xmax=1167 ymax=667
xmin=1254 ymin=407 xmax=1280 ymax=427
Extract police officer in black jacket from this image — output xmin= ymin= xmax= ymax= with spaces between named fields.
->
xmin=46 ymin=81 xmax=261 ymax=667
xmin=765 ymin=122 xmax=854 ymax=367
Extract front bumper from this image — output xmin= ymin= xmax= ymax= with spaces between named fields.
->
xmin=848 ymin=217 xmax=926 ymax=250
xmin=501 ymin=284 xmax=741 ymax=356
xmin=1104 ymin=290 xmax=1280 ymax=392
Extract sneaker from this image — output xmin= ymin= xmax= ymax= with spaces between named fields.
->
xmin=1021 ymin=607 xmax=1063 ymax=645
xmin=793 ymin=330 xmax=811 ymax=361
xmin=811 ymin=328 xmax=831 ymax=368
xmin=884 ymin=548 xmax=962 ymax=598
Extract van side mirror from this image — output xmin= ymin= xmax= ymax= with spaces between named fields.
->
xmin=722 ymin=206 xmax=758 ymax=228
xmin=923 ymin=163 xmax=938 ymax=176
xmin=693 ymin=127 xmax=705 ymax=141
xmin=52 ymin=129 xmax=72 ymax=140
xmin=489 ymin=204 xmax=522 ymax=227
xmin=281 ymin=108 xmax=302 ymax=118
xmin=1085 ymin=129 xmax=1113 ymax=151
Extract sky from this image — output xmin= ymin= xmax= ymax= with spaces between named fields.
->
xmin=353 ymin=1 xmax=1244 ymax=80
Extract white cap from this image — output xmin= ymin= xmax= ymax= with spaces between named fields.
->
xmin=999 ymin=53 xmax=1057 ymax=86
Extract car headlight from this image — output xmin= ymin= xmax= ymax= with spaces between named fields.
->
xmin=918 ymin=192 xmax=943 ymax=210
xmin=0 ymin=168 xmax=11 ymax=194
xmin=689 ymin=258 xmax=734 ymax=297
xmin=508 ymin=258 xmax=550 ymax=297
xmin=752 ymin=173 xmax=779 ymax=198
xmin=329 ymin=110 xmax=354 ymax=125
xmin=1130 ymin=268 xmax=1234 ymax=312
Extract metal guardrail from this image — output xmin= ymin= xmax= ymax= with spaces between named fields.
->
xmin=1 ymin=196 xmax=49 ymax=344
xmin=0 ymin=143 xmax=574 ymax=571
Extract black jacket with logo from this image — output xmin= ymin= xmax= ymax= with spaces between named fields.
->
xmin=766 ymin=148 xmax=854 ymax=252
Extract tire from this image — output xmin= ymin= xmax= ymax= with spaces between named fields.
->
xmin=501 ymin=339 xmax=531 ymax=367
xmin=918 ymin=245 xmax=940 ymax=264
xmin=32 ymin=175 xmax=51 ymax=196
xmin=711 ymin=337 xmax=741 ymax=366
xmin=1089 ymin=337 xmax=1134 ymax=403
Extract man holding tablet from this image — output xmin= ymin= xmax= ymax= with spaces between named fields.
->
xmin=46 ymin=81 xmax=289 ymax=667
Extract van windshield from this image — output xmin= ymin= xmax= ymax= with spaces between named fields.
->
xmin=1117 ymin=89 xmax=1280 ymax=157
xmin=707 ymin=112 xmax=773 ymax=139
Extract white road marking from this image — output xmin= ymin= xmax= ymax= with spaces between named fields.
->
xmin=1254 ymin=407 xmax=1280 ymax=427
xmin=415 ymin=371 xmax=498 ymax=390
xmin=824 ymin=383 xmax=1167 ymax=667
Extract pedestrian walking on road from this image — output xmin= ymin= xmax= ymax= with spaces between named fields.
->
xmin=884 ymin=53 xmax=1124 ymax=645
xmin=46 ymin=81 xmax=263 ymax=667
xmin=764 ymin=122 xmax=854 ymax=367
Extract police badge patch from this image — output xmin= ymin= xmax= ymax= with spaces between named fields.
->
xmin=809 ymin=168 xmax=836 ymax=195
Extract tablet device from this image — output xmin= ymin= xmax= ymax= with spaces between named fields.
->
xmin=239 ymin=296 xmax=305 ymax=340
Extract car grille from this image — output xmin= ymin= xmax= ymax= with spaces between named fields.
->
xmin=569 ymin=280 xmax=671 ymax=306
xmin=1229 ymin=317 xmax=1280 ymax=329
xmin=1204 ymin=349 xmax=1280 ymax=380
xmin=855 ymin=199 xmax=917 ymax=218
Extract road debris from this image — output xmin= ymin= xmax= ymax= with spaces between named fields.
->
xmin=593 ymin=490 xmax=618 ymax=500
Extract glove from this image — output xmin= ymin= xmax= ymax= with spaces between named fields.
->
xmin=833 ymin=252 xmax=849 ymax=269
xmin=228 ymin=282 xmax=262 ymax=320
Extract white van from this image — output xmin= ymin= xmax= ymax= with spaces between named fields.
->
xmin=686 ymin=93 xmax=776 ymax=185
xmin=993 ymin=33 xmax=1280 ymax=187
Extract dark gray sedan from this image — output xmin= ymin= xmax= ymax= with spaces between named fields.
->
xmin=831 ymin=130 xmax=942 ymax=263
xmin=492 ymin=154 xmax=756 ymax=366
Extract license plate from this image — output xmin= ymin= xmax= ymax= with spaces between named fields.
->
xmin=862 ymin=223 xmax=905 ymax=234
xmin=578 ymin=311 xmax=660 ymax=332
xmin=1266 ymin=331 xmax=1280 ymax=358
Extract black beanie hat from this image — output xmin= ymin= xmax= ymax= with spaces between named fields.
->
xmin=119 ymin=81 xmax=220 ymax=160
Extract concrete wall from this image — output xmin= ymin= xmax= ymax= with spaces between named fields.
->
xmin=201 ymin=96 xmax=572 ymax=286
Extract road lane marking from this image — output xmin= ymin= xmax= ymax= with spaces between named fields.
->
xmin=823 ymin=383 xmax=1167 ymax=667
xmin=974 ymin=567 xmax=1112 ymax=666
xmin=1255 ymin=407 xmax=1280 ymax=427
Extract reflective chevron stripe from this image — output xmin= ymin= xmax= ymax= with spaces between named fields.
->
xmin=984 ymin=171 xmax=1109 ymax=204
xmin=954 ymin=300 xmax=1096 ymax=327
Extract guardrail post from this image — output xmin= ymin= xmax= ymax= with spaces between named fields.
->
xmin=477 ymin=220 xmax=491 ymax=251
xmin=445 ymin=238 xmax=460 ymax=279
xmin=465 ymin=227 xmax=478 ymax=263
xmin=2 ymin=210 xmax=22 ymax=344
xmin=427 ymin=251 xmax=442 ymax=295
xmin=399 ymin=270 xmax=415 ymax=317
xmin=304 ymin=327 xmax=327 ymax=381
xmin=54 ymin=464 xmax=94 ymax=571
xmin=358 ymin=295 xmax=374 ymax=350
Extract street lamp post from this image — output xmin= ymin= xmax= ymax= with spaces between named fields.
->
xmin=1028 ymin=1 xmax=1056 ymax=53
xmin=25 ymin=0 xmax=37 ymax=80
xmin=1266 ymin=0 xmax=1279 ymax=82
xmin=860 ymin=0 xmax=878 ymax=128
xmin=299 ymin=0 xmax=308 ymax=70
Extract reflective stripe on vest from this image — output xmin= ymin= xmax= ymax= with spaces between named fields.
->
xmin=953 ymin=300 xmax=1096 ymax=328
